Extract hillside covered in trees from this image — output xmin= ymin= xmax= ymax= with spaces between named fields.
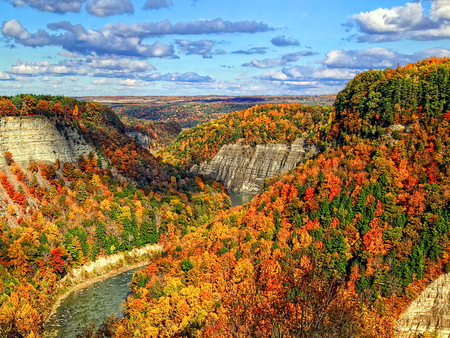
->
xmin=2 ymin=57 xmax=450 ymax=338
xmin=80 ymin=57 xmax=450 ymax=337
xmin=86 ymin=95 xmax=336 ymax=129
xmin=160 ymin=104 xmax=332 ymax=167
xmin=0 ymin=95 xmax=230 ymax=337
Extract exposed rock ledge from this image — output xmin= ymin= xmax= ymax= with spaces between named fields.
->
xmin=0 ymin=116 xmax=93 ymax=166
xmin=191 ymin=138 xmax=320 ymax=194
xmin=396 ymin=273 xmax=450 ymax=337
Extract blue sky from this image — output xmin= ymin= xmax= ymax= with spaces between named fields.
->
xmin=1 ymin=0 xmax=450 ymax=96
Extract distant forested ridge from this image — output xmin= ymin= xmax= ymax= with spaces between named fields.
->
xmin=161 ymin=104 xmax=332 ymax=167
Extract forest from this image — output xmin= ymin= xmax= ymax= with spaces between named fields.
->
xmin=89 ymin=94 xmax=335 ymax=129
xmin=0 ymin=94 xmax=230 ymax=337
xmin=1 ymin=57 xmax=450 ymax=337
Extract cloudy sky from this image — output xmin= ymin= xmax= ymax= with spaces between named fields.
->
xmin=1 ymin=0 xmax=450 ymax=96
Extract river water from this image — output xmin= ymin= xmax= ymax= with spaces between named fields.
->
xmin=45 ymin=267 xmax=141 ymax=337
xmin=229 ymin=191 xmax=256 ymax=207
xmin=45 ymin=192 xmax=255 ymax=337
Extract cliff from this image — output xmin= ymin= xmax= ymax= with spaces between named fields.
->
xmin=191 ymin=138 xmax=319 ymax=194
xmin=0 ymin=116 xmax=93 ymax=166
xmin=126 ymin=131 xmax=152 ymax=149
xmin=396 ymin=273 xmax=450 ymax=337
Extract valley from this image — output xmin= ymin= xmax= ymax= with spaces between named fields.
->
xmin=0 ymin=58 xmax=450 ymax=338
xmin=80 ymin=95 xmax=336 ymax=129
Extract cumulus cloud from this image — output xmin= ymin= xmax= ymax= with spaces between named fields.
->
xmin=0 ymin=72 xmax=13 ymax=80
xmin=7 ymin=59 xmax=87 ymax=76
xmin=87 ymin=58 xmax=157 ymax=77
xmin=2 ymin=20 xmax=49 ymax=47
xmin=2 ymin=18 xmax=271 ymax=58
xmin=323 ymin=48 xmax=404 ymax=69
xmin=7 ymin=0 xmax=133 ymax=16
xmin=231 ymin=47 xmax=267 ymax=55
xmin=143 ymin=0 xmax=173 ymax=10
xmin=92 ymin=78 xmax=112 ymax=85
xmin=259 ymin=46 xmax=450 ymax=92
xmin=9 ymin=0 xmax=86 ymax=13
xmin=105 ymin=18 xmax=272 ymax=38
xmin=346 ymin=1 xmax=450 ymax=42
xmin=242 ymin=51 xmax=318 ymax=68
xmin=119 ymin=79 xmax=146 ymax=86
xmin=431 ymin=0 xmax=450 ymax=20
xmin=271 ymin=35 xmax=299 ymax=47
xmin=85 ymin=0 xmax=134 ymax=17
xmin=259 ymin=66 xmax=358 ymax=91
xmin=175 ymin=39 xmax=227 ymax=58
xmin=176 ymin=39 xmax=214 ymax=56
xmin=2 ymin=20 xmax=175 ymax=58
xmin=322 ymin=47 xmax=450 ymax=69
xmin=140 ymin=72 xmax=215 ymax=83
xmin=4 ymin=58 xmax=158 ymax=79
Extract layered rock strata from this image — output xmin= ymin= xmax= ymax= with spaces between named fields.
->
xmin=126 ymin=131 xmax=152 ymax=149
xmin=396 ymin=273 xmax=450 ymax=337
xmin=0 ymin=116 xmax=93 ymax=166
xmin=191 ymin=138 xmax=319 ymax=194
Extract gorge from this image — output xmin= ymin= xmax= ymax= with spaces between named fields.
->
xmin=191 ymin=138 xmax=320 ymax=194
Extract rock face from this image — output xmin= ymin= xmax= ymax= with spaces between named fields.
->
xmin=191 ymin=138 xmax=319 ymax=194
xmin=396 ymin=273 xmax=450 ymax=337
xmin=126 ymin=131 xmax=152 ymax=149
xmin=0 ymin=116 xmax=93 ymax=167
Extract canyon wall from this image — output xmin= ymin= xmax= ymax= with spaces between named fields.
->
xmin=396 ymin=273 xmax=450 ymax=337
xmin=0 ymin=116 xmax=93 ymax=166
xmin=191 ymin=138 xmax=319 ymax=194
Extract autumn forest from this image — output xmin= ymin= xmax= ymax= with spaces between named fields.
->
xmin=1 ymin=57 xmax=450 ymax=337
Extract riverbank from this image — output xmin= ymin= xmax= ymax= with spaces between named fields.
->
xmin=47 ymin=244 xmax=162 ymax=322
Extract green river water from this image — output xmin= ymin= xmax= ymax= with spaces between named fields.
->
xmin=45 ymin=192 xmax=255 ymax=337
xmin=45 ymin=267 xmax=141 ymax=337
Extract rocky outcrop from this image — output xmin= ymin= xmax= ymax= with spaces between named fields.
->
xmin=126 ymin=131 xmax=152 ymax=149
xmin=0 ymin=116 xmax=93 ymax=166
xmin=396 ymin=273 xmax=450 ymax=337
xmin=191 ymin=138 xmax=319 ymax=194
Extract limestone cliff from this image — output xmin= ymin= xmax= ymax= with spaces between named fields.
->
xmin=191 ymin=138 xmax=319 ymax=194
xmin=126 ymin=131 xmax=152 ymax=149
xmin=396 ymin=273 xmax=450 ymax=338
xmin=0 ymin=116 xmax=93 ymax=166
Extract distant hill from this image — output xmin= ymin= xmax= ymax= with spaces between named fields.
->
xmin=161 ymin=103 xmax=332 ymax=167
xmin=80 ymin=95 xmax=336 ymax=129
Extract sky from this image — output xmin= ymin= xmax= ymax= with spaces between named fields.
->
xmin=1 ymin=0 xmax=450 ymax=97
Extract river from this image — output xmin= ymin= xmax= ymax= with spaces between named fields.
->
xmin=45 ymin=267 xmax=141 ymax=337
xmin=229 ymin=191 xmax=256 ymax=207
xmin=45 ymin=192 xmax=255 ymax=336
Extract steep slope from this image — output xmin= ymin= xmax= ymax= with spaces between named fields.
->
xmin=0 ymin=116 xmax=92 ymax=166
xmin=162 ymin=104 xmax=332 ymax=193
xmin=0 ymin=94 xmax=231 ymax=338
xmin=191 ymin=138 xmax=319 ymax=193
xmin=104 ymin=58 xmax=450 ymax=338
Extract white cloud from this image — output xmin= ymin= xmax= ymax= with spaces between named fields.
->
xmin=0 ymin=72 xmax=13 ymax=80
xmin=242 ymin=51 xmax=318 ymax=68
xmin=92 ymin=78 xmax=112 ymax=85
xmin=119 ymin=79 xmax=146 ymax=86
xmin=86 ymin=0 xmax=134 ymax=16
xmin=431 ymin=0 xmax=450 ymax=20
xmin=10 ymin=0 xmax=85 ymax=13
xmin=346 ymin=1 xmax=450 ymax=42
xmin=5 ymin=58 xmax=157 ymax=79
xmin=323 ymin=47 xmax=450 ymax=69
